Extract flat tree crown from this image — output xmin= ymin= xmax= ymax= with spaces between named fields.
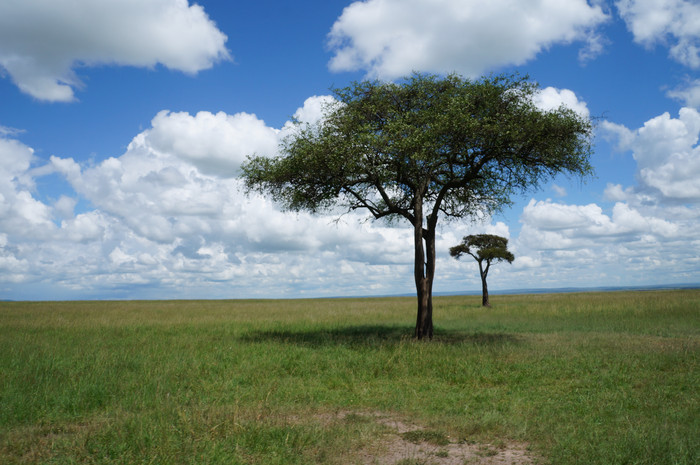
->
xmin=242 ymin=72 xmax=594 ymax=223
xmin=449 ymin=234 xmax=515 ymax=264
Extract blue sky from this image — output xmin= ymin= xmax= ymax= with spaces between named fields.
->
xmin=1 ymin=0 xmax=699 ymax=300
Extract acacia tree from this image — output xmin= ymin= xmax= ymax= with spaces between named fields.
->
xmin=242 ymin=73 xmax=593 ymax=339
xmin=450 ymin=234 xmax=514 ymax=307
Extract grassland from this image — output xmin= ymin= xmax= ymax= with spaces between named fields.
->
xmin=0 ymin=290 xmax=698 ymax=464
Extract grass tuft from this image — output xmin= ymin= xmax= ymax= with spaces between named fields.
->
xmin=401 ymin=429 xmax=450 ymax=446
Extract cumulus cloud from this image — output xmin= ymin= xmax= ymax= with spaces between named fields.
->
xmin=144 ymin=110 xmax=280 ymax=177
xmin=46 ymin=103 xmax=347 ymax=251
xmin=0 ymin=137 xmax=54 ymax=236
xmin=327 ymin=0 xmax=608 ymax=79
xmin=512 ymin=195 xmax=695 ymax=287
xmin=602 ymin=107 xmax=700 ymax=202
xmin=521 ymin=200 xmax=607 ymax=233
xmin=0 ymin=0 xmax=230 ymax=101
xmin=512 ymin=105 xmax=700 ymax=289
xmin=616 ymin=0 xmax=700 ymax=68
xmin=289 ymin=95 xmax=341 ymax=126
xmin=4 ymin=99 xmax=477 ymax=299
xmin=520 ymin=199 xmax=679 ymax=240
xmin=4 ymin=94 xmax=698 ymax=299
xmin=533 ymin=87 xmax=590 ymax=118
xmin=667 ymin=78 xmax=700 ymax=108
xmin=279 ymin=95 xmax=343 ymax=140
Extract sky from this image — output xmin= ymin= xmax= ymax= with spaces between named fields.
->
xmin=1 ymin=0 xmax=699 ymax=301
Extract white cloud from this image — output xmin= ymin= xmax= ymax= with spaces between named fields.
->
xmin=0 ymin=137 xmax=55 ymax=236
xmin=512 ymin=255 xmax=542 ymax=270
xmin=604 ymin=183 xmax=635 ymax=202
xmin=514 ymin=104 xmax=700 ymax=288
xmin=513 ymin=195 xmax=695 ymax=288
xmin=533 ymin=87 xmax=591 ymax=118
xmin=2 ymin=102 xmax=468 ymax=298
xmin=667 ymin=78 xmax=700 ymax=108
xmin=0 ymin=0 xmax=230 ymax=101
xmin=289 ymin=95 xmax=340 ymax=126
xmin=521 ymin=199 xmax=680 ymax=240
xmin=603 ymin=107 xmax=700 ymax=201
xmin=0 ymin=137 xmax=33 ymax=169
xmin=3 ymin=95 xmax=699 ymax=299
xmin=279 ymin=95 xmax=343 ymax=140
xmin=0 ymin=126 xmax=25 ymax=138
xmin=616 ymin=0 xmax=700 ymax=68
xmin=144 ymin=110 xmax=280 ymax=177
xmin=327 ymin=0 xmax=608 ymax=79
xmin=521 ymin=199 xmax=607 ymax=232
xmin=601 ymin=120 xmax=636 ymax=151
xmin=578 ymin=31 xmax=610 ymax=62
xmin=60 ymin=211 xmax=106 ymax=243
xmin=53 ymin=195 xmax=77 ymax=220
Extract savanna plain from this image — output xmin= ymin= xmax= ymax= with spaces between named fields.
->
xmin=0 ymin=290 xmax=698 ymax=464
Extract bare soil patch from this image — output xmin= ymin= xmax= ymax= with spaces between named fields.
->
xmin=331 ymin=411 xmax=537 ymax=465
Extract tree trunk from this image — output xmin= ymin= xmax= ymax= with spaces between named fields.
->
xmin=479 ymin=261 xmax=490 ymax=307
xmin=414 ymin=277 xmax=433 ymax=339
xmin=412 ymin=201 xmax=434 ymax=340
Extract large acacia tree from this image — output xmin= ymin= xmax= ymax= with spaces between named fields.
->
xmin=242 ymin=73 xmax=593 ymax=339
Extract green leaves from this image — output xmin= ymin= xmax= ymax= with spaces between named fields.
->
xmin=241 ymin=72 xmax=594 ymax=224
xmin=449 ymin=234 xmax=515 ymax=265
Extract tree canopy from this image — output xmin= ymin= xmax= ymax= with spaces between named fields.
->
xmin=450 ymin=234 xmax=514 ymax=307
xmin=242 ymin=73 xmax=593 ymax=339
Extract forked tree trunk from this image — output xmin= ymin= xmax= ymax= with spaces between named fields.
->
xmin=414 ymin=235 xmax=435 ymax=339
xmin=413 ymin=199 xmax=436 ymax=340
xmin=479 ymin=261 xmax=490 ymax=307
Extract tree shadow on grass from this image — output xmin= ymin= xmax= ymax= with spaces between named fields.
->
xmin=238 ymin=324 xmax=520 ymax=348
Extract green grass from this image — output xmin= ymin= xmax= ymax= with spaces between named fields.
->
xmin=0 ymin=290 xmax=698 ymax=464
xmin=401 ymin=429 xmax=450 ymax=446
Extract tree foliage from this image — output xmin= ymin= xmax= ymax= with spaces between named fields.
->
xmin=449 ymin=234 xmax=515 ymax=265
xmin=242 ymin=73 xmax=593 ymax=338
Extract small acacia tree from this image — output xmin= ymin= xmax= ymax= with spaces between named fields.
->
xmin=450 ymin=234 xmax=514 ymax=307
xmin=242 ymin=73 xmax=593 ymax=339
